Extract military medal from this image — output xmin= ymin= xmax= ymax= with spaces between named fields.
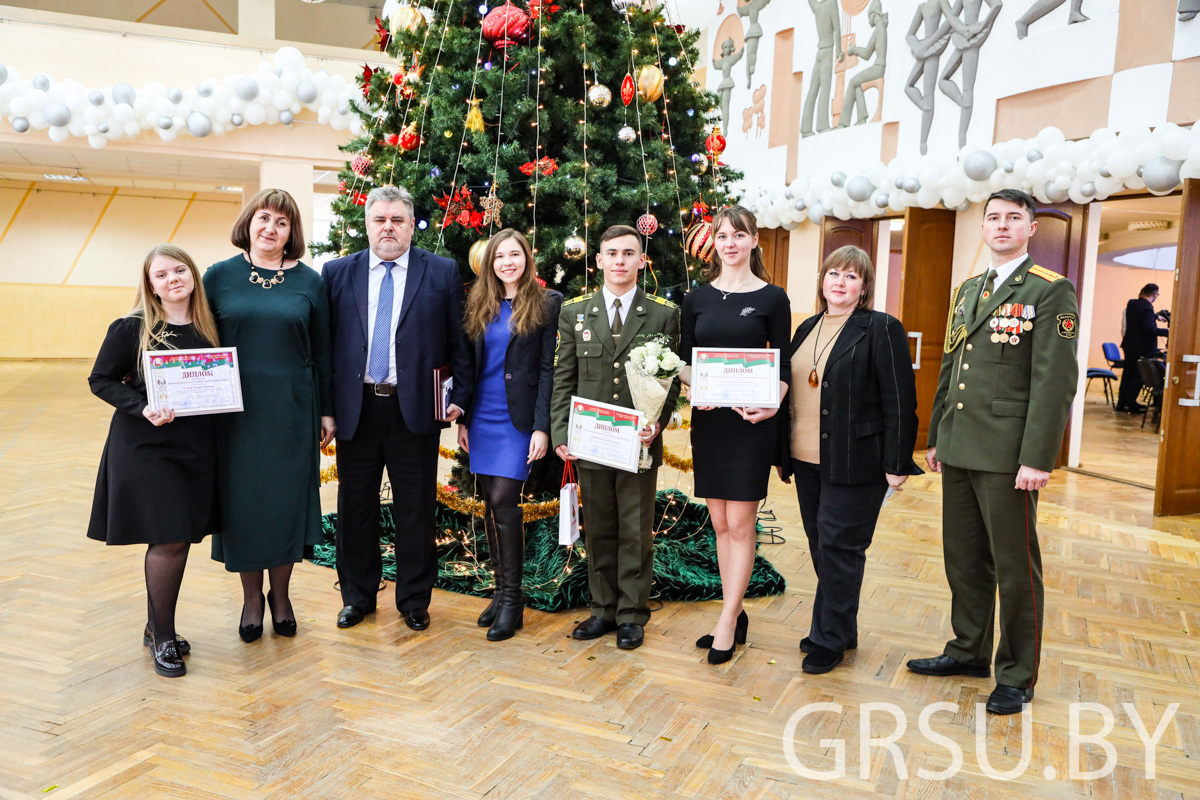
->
xmin=582 ymin=329 xmax=592 ymax=341
xmin=999 ymin=332 xmax=1009 ymax=343
xmin=1022 ymin=304 xmax=1034 ymax=331
xmin=1009 ymin=334 xmax=1020 ymax=345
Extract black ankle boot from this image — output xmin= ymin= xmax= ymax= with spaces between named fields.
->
xmin=477 ymin=508 xmax=500 ymax=628
xmin=487 ymin=508 xmax=525 ymax=642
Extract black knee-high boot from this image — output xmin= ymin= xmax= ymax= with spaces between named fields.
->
xmin=487 ymin=507 xmax=525 ymax=641
xmin=477 ymin=508 xmax=500 ymax=627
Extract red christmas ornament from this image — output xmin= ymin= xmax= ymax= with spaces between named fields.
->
xmin=351 ymin=154 xmax=373 ymax=177
xmin=519 ymin=157 xmax=559 ymax=176
xmin=383 ymin=133 xmax=400 ymax=148
xmin=338 ymin=180 xmax=348 ymax=195
xmin=398 ymin=122 xmax=421 ymax=151
xmin=684 ymin=221 xmax=714 ymax=262
xmin=705 ymin=126 xmax=727 ymax=157
xmin=353 ymin=192 xmax=368 ymax=206
xmin=482 ymin=2 xmax=532 ymax=50
xmin=528 ymin=0 xmax=561 ymax=19
xmin=636 ymin=213 xmax=659 ymax=236
xmin=621 ymin=73 xmax=635 ymax=107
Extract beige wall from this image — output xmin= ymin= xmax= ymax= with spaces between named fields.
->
xmin=0 ymin=284 xmax=137 ymax=359
xmin=1088 ymin=264 xmax=1174 ymax=368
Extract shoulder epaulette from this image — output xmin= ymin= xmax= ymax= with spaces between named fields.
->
xmin=646 ymin=294 xmax=678 ymax=309
xmin=1028 ymin=265 xmax=1063 ymax=283
xmin=563 ymin=294 xmax=590 ymax=306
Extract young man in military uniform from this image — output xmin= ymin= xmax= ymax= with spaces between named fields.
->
xmin=551 ymin=225 xmax=681 ymax=650
xmin=907 ymin=189 xmax=1079 ymax=714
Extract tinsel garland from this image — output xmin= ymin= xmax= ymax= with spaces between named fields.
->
xmin=309 ymin=489 xmax=786 ymax=612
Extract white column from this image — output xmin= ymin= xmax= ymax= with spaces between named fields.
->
xmin=260 ymin=161 xmax=314 ymax=262
xmin=1068 ymin=201 xmax=1102 ymax=469
xmin=874 ymin=220 xmax=891 ymax=311
xmin=238 ymin=0 xmax=275 ymax=38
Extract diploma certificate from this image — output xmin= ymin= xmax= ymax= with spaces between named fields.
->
xmin=566 ymin=396 xmax=645 ymax=473
xmin=689 ymin=348 xmax=781 ymax=408
xmin=143 ymin=347 xmax=244 ymax=417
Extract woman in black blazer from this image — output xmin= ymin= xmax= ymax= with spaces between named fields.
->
xmin=457 ymin=229 xmax=562 ymax=641
xmin=777 ymin=245 xmax=922 ymax=674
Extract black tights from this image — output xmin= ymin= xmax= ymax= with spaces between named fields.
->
xmin=145 ymin=542 xmax=190 ymax=646
xmin=239 ymin=565 xmax=295 ymax=626
xmin=476 ymin=474 xmax=524 ymax=511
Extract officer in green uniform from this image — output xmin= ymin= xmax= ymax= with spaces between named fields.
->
xmin=551 ymin=225 xmax=681 ymax=650
xmin=907 ymin=189 xmax=1079 ymax=715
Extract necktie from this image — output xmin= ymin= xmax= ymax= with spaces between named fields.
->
xmin=976 ymin=268 xmax=996 ymax=317
xmin=611 ymin=298 xmax=623 ymax=338
xmin=368 ymin=262 xmax=396 ymax=384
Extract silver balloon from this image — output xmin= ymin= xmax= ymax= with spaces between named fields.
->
xmin=186 ymin=111 xmax=213 ymax=137
xmin=902 ymin=177 xmax=921 ymax=193
xmin=234 ymin=76 xmax=260 ymax=101
xmin=43 ymin=101 xmax=71 ymax=127
xmin=1044 ymin=181 xmax=1069 ymax=203
xmin=112 ymin=83 xmax=136 ymax=106
xmin=273 ymin=66 xmax=283 ymax=77
xmin=1027 ymin=148 xmax=1043 ymax=162
xmin=337 ymin=101 xmax=350 ymax=115
xmin=784 ymin=188 xmax=793 ymax=199
xmin=11 ymin=117 xmax=29 ymax=133
xmin=894 ymin=177 xmax=905 ymax=189
xmin=88 ymin=90 xmax=105 ymax=106
xmin=197 ymin=82 xmax=213 ymax=97
xmin=1098 ymin=167 xmax=1111 ymax=178
xmin=873 ymin=192 xmax=890 ymax=208
xmin=231 ymin=113 xmax=244 ymax=126
xmin=167 ymin=87 xmax=183 ymax=104
xmin=957 ymin=201 xmax=972 ymax=212
xmin=296 ymin=80 xmax=318 ymax=104
xmin=963 ymin=150 xmax=998 ymax=181
xmin=1003 ymin=161 xmax=1015 ymax=173
xmin=830 ymin=171 xmax=846 ymax=187
xmin=158 ymin=116 xmax=173 ymax=129
xmin=1142 ymin=156 xmax=1183 ymax=194
xmin=1080 ymin=182 xmax=1097 ymax=197
xmin=32 ymin=73 xmax=50 ymax=91
xmin=279 ymin=110 xmax=294 ymax=125
xmin=808 ymin=203 xmax=825 ymax=225
xmin=98 ymin=123 xmax=109 ymax=133
xmin=793 ymin=199 xmax=807 ymax=210
xmin=1136 ymin=166 xmax=1144 ymax=178
xmin=846 ymin=175 xmax=874 ymax=202
xmin=0 ymin=63 xmax=7 ymax=86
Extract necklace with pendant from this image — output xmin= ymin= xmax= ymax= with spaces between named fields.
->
xmin=247 ymin=253 xmax=285 ymax=290
xmin=714 ymin=276 xmax=753 ymax=300
xmin=808 ymin=314 xmax=842 ymax=387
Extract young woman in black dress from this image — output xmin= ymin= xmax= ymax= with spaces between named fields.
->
xmin=680 ymin=205 xmax=792 ymax=664
xmin=88 ymin=244 xmax=221 ymax=677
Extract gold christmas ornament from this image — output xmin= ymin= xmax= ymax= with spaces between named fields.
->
xmin=636 ymin=65 xmax=664 ymax=103
xmin=465 ymin=95 xmax=485 ymax=133
xmin=468 ymin=238 xmax=489 ymax=274
xmin=563 ymin=234 xmax=587 ymax=260
xmin=389 ymin=6 xmax=427 ymax=38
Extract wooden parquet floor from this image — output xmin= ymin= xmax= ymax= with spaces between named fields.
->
xmin=1 ymin=361 xmax=1199 ymax=799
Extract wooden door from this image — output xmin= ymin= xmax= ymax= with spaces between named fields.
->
xmin=898 ymin=208 xmax=956 ymax=445
xmin=1156 ymin=179 xmax=1200 ymax=515
xmin=1027 ymin=201 xmax=1089 ymax=468
xmin=758 ymin=227 xmax=790 ymax=292
xmin=820 ymin=217 xmax=878 ymax=264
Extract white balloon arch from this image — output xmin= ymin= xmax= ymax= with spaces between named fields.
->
xmin=742 ymin=124 xmax=1200 ymax=230
xmin=0 ymin=47 xmax=366 ymax=149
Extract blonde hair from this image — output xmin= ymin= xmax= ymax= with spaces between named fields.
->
xmin=130 ymin=244 xmax=219 ymax=371
xmin=464 ymin=229 xmax=549 ymax=340
xmin=703 ymin=205 xmax=769 ymax=283
xmin=816 ymin=245 xmax=875 ymax=313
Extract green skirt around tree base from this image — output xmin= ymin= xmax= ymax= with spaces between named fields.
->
xmin=310 ymin=490 xmax=786 ymax=613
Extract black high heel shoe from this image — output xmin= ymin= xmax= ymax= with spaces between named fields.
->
xmin=239 ymin=593 xmax=264 ymax=643
xmin=695 ymin=610 xmax=748 ymax=649
xmin=267 ymin=590 xmax=297 ymax=637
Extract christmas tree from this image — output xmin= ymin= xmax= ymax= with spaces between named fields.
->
xmin=312 ymin=0 xmax=737 ymax=301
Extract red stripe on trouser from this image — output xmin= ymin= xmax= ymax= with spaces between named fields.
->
xmin=1024 ymin=491 xmax=1040 ymax=686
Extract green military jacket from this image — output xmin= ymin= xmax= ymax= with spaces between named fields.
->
xmin=551 ymin=287 xmax=681 ymax=469
xmin=928 ymin=256 xmax=1079 ymax=473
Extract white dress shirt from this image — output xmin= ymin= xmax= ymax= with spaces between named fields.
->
xmin=364 ymin=248 xmax=410 ymax=385
xmin=601 ymin=285 xmax=637 ymax=330
xmin=980 ymin=253 xmax=1028 ymax=303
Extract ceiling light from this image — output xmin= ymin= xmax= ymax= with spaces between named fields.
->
xmin=43 ymin=171 xmax=88 ymax=182
xmin=216 ymin=185 xmax=244 ymax=192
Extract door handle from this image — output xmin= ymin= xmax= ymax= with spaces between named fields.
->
xmin=909 ymin=331 xmax=922 ymax=370
xmin=1180 ymin=355 xmax=1200 ymax=407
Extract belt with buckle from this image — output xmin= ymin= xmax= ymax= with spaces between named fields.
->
xmin=366 ymin=383 xmax=397 ymax=396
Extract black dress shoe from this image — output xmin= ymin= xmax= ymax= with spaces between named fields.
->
xmin=403 ymin=608 xmax=431 ymax=631
xmin=143 ymin=625 xmax=190 ymax=655
xmin=802 ymin=644 xmax=845 ymax=674
xmin=906 ymin=654 xmax=991 ymax=678
xmin=337 ymin=605 xmax=369 ymax=628
xmin=572 ymin=616 xmax=618 ymax=640
xmin=239 ymin=593 xmax=264 ymax=643
xmin=616 ymin=623 xmax=644 ymax=650
xmin=800 ymin=636 xmax=857 ymax=654
xmin=268 ymin=590 xmax=297 ymax=637
xmin=695 ymin=610 xmax=748 ymax=649
xmin=150 ymin=638 xmax=186 ymax=678
xmin=986 ymin=684 xmax=1035 ymax=715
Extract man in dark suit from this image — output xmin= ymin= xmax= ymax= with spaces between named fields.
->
xmin=1116 ymin=283 xmax=1168 ymax=413
xmin=322 ymin=185 xmax=472 ymax=632
xmin=907 ymin=189 xmax=1078 ymax=715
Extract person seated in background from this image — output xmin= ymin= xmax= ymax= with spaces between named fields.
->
xmin=1116 ymin=283 xmax=1168 ymax=413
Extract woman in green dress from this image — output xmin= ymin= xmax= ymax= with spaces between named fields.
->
xmin=203 ymin=189 xmax=335 ymax=642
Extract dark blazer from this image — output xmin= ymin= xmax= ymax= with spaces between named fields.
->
xmin=323 ymin=247 xmax=473 ymax=439
xmin=778 ymin=308 xmax=922 ymax=484
xmin=1120 ymin=297 xmax=1167 ymax=357
xmin=460 ymin=290 xmax=563 ymax=434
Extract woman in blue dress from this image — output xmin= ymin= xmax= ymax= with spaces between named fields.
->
xmin=457 ymin=229 xmax=562 ymax=642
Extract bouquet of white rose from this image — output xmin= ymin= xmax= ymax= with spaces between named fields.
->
xmin=624 ymin=334 xmax=684 ymax=470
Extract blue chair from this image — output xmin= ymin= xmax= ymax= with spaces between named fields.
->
xmin=1087 ymin=367 xmax=1117 ymax=408
xmin=1102 ymin=342 xmax=1124 ymax=370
